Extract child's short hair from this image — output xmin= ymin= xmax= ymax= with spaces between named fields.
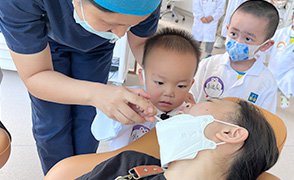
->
xmin=232 ymin=0 xmax=279 ymax=40
xmin=142 ymin=27 xmax=201 ymax=75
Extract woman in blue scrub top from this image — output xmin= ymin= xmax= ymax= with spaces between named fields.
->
xmin=0 ymin=0 xmax=160 ymax=174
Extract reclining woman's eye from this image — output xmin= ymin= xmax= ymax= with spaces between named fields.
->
xmin=185 ymin=103 xmax=191 ymax=108
xmin=178 ymin=85 xmax=187 ymax=88
xmin=206 ymin=97 xmax=220 ymax=102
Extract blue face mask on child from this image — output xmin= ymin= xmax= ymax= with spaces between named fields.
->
xmin=225 ymin=37 xmax=267 ymax=62
xmin=73 ymin=0 xmax=119 ymax=43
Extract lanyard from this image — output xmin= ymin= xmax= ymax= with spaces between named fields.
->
xmin=115 ymin=165 xmax=164 ymax=180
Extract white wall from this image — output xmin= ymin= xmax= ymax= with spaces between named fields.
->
xmin=0 ymin=33 xmax=16 ymax=71
xmin=174 ymin=0 xmax=193 ymax=13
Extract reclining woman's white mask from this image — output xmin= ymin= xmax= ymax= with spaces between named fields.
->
xmin=156 ymin=114 xmax=240 ymax=168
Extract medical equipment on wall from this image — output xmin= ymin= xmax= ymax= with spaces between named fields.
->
xmin=108 ymin=35 xmax=135 ymax=85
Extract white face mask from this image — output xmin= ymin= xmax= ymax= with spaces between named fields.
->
xmin=155 ymin=114 xmax=239 ymax=168
xmin=72 ymin=0 xmax=120 ymax=43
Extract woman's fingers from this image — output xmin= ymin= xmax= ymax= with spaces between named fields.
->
xmin=127 ymin=88 xmax=151 ymax=99
xmin=97 ymin=86 xmax=156 ymax=124
xmin=116 ymin=103 xmax=146 ymax=124
xmin=128 ymin=103 xmax=156 ymax=122
xmin=112 ymin=108 xmax=136 ymax=125
xmin=124 ymin=89 xmax=157 ymax=118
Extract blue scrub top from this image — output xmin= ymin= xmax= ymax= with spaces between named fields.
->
xmin=0 ymin=0 xmax=160 ymax=54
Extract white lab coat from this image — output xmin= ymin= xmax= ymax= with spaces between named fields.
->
xmin=221 ymin=0 xmax=246 ymax=37
xmin=191 ymin=53 xmax=277 ymax=113
xmin=267 ymin=25 xmax=294 ymax=98
xmin=192 ymin=0 xmax=225 ymax=42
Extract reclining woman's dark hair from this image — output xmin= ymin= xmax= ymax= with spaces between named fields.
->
xmin=226 ymin=100 xmax=279 ymax=180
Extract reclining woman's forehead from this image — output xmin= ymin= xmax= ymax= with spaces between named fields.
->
xmin=187 ymin=98 xmax=240 ymax=120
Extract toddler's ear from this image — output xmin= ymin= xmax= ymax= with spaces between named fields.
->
xmin=260 ymin=40 xmax=274 ymax=52
xmin=138 ymin=68 xmax=144 ymax=85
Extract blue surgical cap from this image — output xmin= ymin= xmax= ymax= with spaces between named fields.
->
xmin=92 ymin=0 xmax=161 ymax=16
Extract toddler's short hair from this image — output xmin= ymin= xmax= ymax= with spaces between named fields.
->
xmin=142 ymin=27 xmax=200 ymax=75
xmin=232 ymin=0 xmax=279 ymax=40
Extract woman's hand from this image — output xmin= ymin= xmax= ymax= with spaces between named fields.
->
xmin=92 ymin=85 xmax=157 ymax=124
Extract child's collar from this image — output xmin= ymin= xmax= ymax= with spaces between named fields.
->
xmin=156 ymin=104 xmax=184 ymax=117
xmin=223 ymin=52 xmax=265 ymax=76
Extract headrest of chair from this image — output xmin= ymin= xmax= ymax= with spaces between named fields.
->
xmin=224 ymin=97 xmax=287 ymax=153
xmin=0 ymin=128 xmax=11 ymax=168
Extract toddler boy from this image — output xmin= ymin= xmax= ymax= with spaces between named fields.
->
xmin=92 ymin=27 xmax=201 ymax=150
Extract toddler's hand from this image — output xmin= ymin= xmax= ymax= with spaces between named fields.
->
xmin=206 ymin=16 xmax=214 ymax=23
xmin=200 ymin=17 xmax=208 ymax=23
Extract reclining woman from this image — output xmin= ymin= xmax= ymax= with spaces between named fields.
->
xmin=46 ymin=98 xmax=280 ymax=180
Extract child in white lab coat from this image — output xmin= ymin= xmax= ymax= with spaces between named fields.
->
xmin=266 ymin=14 xmax=294 ymax=108
xmin=192 ymin=0 xmax=225 ymax=57
xmin=191 ymin=0 xmax=280 ymax=113
xmin=91 ymin=27 xmax=201 ymax=151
